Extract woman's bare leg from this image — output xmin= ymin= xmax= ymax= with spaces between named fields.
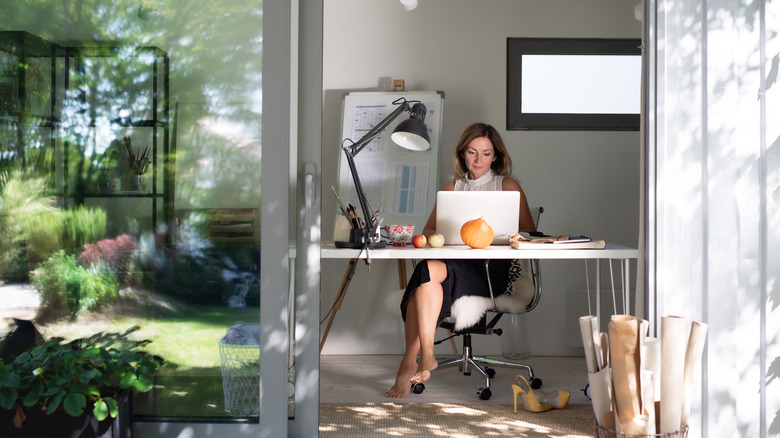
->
xmin=385 ymin=260 xmax=447 ymax=397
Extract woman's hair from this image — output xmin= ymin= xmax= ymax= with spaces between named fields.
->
xmin=452 ymin=123 xmax=513 ymax=180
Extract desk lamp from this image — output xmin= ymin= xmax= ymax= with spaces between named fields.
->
xmin=337 ymin=97 xmax=430 ymax=253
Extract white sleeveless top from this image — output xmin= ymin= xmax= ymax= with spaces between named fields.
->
xmin=453 ymin=169 xmax=505 ymax=191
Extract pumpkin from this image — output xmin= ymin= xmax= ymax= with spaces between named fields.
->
xmin=460 ymin=217 xmax=494 ymax=249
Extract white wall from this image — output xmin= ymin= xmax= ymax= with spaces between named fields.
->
xmin=320 ymin=0 xmax=642 ymax=356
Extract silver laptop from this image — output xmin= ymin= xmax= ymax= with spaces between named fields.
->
xmin=435 ymin=191 xmax=520 ymax=245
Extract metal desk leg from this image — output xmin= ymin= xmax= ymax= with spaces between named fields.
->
xmin=320 ymin=257 xmax=359 ymax=352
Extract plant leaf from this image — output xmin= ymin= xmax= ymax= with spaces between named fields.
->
xmin=105 ymin=396 xmax=119 ymax=418
xmin=21 ymin=391 xmax=40 ymax=407
xmin=93 ymin=399 xmax=109 ymax=421
xmin=46 ymin=390 xmax=66 ymax=414
xmin=133 ymin=374 xmax=154 ymax=392
xmin=62 ymin=393 xmax=86 ymax=417
xmin=0 ymin=388 xmax=18 ymax=409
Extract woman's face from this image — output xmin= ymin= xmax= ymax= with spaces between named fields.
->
xmin=463 ymin=136 xmax=496 ymax=180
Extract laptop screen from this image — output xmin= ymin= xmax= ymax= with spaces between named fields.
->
xmin=435 ymin=191 xmax=520 ymax=245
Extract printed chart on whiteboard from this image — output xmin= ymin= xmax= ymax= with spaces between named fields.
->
xmin=336 ymin=91 xmax=444 ymax=232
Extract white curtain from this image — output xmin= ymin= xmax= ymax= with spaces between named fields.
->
xmin=645 ymin=0 xmax=780 ymax=437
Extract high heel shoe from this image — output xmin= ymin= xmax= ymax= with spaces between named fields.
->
xmin=511 ymin=375 xmax=571 ymax=413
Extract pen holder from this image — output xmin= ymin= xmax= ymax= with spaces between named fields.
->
xmin=349 ymin=228 xmax=366 ymax=244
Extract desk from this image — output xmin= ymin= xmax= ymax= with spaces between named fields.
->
xmin=319 ymin=242 xmax=639 ymax=352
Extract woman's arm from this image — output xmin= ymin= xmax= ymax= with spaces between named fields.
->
xmin=502 ymin=177 xmax=536 ymax=232
xmin=422 ymin=182 xmax=455 ymax=236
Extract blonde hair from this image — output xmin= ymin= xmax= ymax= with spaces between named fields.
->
xmin=452 ymin=123 xmax=512 ymax=180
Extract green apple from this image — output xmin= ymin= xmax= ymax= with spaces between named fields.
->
xmin=428 ymin=233 xmax=445 ymax=248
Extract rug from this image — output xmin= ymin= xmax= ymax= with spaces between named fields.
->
xmin=319 ymin=402 xmax=596 ymax=438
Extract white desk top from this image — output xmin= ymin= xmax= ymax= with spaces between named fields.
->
xmin=319 ymin=241 xmax=638 ymax=260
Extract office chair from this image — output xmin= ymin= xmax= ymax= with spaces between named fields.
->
xmin=413 ymin=209 xmax=544 ymax=400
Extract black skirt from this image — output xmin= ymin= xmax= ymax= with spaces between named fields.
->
xmin=400 ymin=258 xmax=515 ymax=325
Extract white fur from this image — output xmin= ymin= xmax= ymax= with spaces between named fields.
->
xmin=450 ymin=295 xmax=494 ymax=331
xmin=495 ymin=277 xmax=534 ymax=314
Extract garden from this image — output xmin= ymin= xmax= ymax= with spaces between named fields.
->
xmin=0 ymin=169 xmax=261 ymax=420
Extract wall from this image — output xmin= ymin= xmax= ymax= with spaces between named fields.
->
xmin=321 ymin=0 xmax=642 ymax=356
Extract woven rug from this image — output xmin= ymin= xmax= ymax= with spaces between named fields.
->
xmin=319 ymin=402 xmax=596 ymax=438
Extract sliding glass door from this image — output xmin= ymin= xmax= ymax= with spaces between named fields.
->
xmin=0 ymin=0 xmax=303 ymax=435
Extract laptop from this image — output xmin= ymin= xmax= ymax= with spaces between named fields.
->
xmin=435 ymin=191 xmax=520 ymax=245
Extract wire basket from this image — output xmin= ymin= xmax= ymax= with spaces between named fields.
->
xmin=594 ymin=424 xmax=689 ymax=438
xmin=219 ymin=340 xmax=260 ymax=416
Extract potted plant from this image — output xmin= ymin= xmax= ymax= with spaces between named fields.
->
xmin=0 ymin=324 xmax=162 ymax=438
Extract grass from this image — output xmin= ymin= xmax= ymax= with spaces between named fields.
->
xmin=39 ymin=300 xmax=259 ymax=370
xmin=34 ymin=290 xmax=261 ymax=418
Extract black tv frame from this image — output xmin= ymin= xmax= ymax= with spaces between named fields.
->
xmin=506 ymin=37 xmax=642 ymax=131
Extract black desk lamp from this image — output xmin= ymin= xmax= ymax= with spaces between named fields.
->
xmin=336 ymin=97 xmax=430 ymax=253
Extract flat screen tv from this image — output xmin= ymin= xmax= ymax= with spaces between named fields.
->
xmin=506 ymin=38 xmax=642 ymax=131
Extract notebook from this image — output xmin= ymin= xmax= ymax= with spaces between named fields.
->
xmin=435 ymin=191 xmax=520 ymax=245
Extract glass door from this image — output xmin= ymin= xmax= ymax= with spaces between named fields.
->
xmin=0 ymin=1 xmax=300 ymax=436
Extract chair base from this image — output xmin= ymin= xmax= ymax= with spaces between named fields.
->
xmin=433 ymin=333 xmax=542 ymax=399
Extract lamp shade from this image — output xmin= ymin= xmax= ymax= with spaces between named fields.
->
xmin=391 ymin=103 xmax=430 ymax=151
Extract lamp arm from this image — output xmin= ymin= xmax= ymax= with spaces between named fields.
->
xmin=345 ymin=98 xmax=411 ymax=156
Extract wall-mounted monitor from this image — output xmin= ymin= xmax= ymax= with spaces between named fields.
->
xmin=506 ymin=38 xmax=642 ymax=131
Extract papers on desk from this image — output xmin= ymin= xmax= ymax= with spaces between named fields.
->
xmin=508 ymin=233 xmax=606 ymax=249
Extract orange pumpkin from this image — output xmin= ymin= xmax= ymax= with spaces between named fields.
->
xmin=460 ymin=217 xmax=494 ymax=249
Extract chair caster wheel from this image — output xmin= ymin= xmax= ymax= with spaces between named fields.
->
xmin=485 ymin=367 xmax=496 ymax=378
xmin=412 ymin=383 xmax=425 ymax=394
xmin=529 ymin=377 xmax=542 ymax=389
xmin=477 ymin=387 xmax=492 ymax=400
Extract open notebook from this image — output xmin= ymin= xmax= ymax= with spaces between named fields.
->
xmin=435 ymin=191 xmax=520 ymax=245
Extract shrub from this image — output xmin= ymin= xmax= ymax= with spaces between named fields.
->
xmin=32 ymin=251 xmax=119 ymax=319
xmin=78 ymin=235 xmax=136 ymax=286
xmin=0 ymin=169 xmax=56 ymax=279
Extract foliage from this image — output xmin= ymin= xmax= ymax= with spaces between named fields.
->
xmin=78 ymin=234 xmax=136 ymax=286
xmin=0 ymin=169 xmax=56 ymax=279
xmin=32 ymin=251 xmax=119 ymax=318
xmin=0 ymin=326 xmax=161 ymax=424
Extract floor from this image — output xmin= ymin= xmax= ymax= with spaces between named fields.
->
xmin=320 ymin=354 xmax=592 ymax=406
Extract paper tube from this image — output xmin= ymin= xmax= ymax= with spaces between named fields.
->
xmin=643 ymin=337 xmax=661 ymax=401
xmin=660 ymin=315 xmax=688 ymax=433
xmin=580 ymin=316 xmax=600 ymax=373
xmin=588 ymin=367 xmax=613 ymax=427
xmin=681 ymin=321 xmax=708 ymax=426
xmin=599 ymin=332 xmax=609 ymax=369
xmin=641 ymin=369 xmax=656 ymax=434
xmin=609 ymin=315 xmax=642 ymax=432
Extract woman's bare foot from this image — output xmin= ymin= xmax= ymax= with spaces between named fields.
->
xmin=410 ymin=354 xmax=438 ymax=384
xmin=385 ymin=359 xmax=417 ymax=398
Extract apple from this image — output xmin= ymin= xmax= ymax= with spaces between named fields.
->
xmin=411 ymin=234 xmax=427 ymax=248
xmin=428 ymin=233 xmax=445 ymax=248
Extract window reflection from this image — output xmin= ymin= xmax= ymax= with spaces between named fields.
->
xmin=1 ymin=1 xmax=263 ymax=422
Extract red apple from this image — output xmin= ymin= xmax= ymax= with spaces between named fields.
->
xmin=428 ymin=233 xmax=445 ymax=248
xmin=411 ymin=234 xmax=427 ymax=248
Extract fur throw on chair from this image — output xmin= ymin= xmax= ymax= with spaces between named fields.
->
xmin=450 ymin=259 xmax=535 ymax=331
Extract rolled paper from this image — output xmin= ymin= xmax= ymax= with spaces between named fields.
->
xmin=588 ymin=367 xmax=614 ymax=426
xmin=660 ymin=315 xmax=688 ymax=433
xmin=600 ymin=332 xmax=610 ymax=369
xmin=579 ymin=316 xmax=600 ymax=373
xmin=641 ymin=369 xmax=656 ymax=434
xmin=681 ymin=321 xmax=708 ymax=426
xmin=609 ymin=314 xmax=642 ymax=432
xmin=643 ymin=337 xmax=661 ymax=401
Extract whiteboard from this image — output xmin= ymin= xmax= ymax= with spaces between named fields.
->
xmin=335 ymin=91 xmax=444 ymax=233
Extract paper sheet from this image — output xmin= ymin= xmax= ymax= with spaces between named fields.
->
xmin=579 ymin=316 xmax=600 ymax=373
xmin=681 ymin=321 xmax=708 ymax=426
xmin=609 ymin=315 xmax=642 ymax=432
xmin=588 ymin=367 xmax=613 ymax=427
xmin=643 ymin=337 xmax=661 ymax=401
xmin=660 ymin=315 xmax=688 ymax=433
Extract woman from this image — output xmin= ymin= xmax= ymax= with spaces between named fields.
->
xmin=385 ymin=122 xmax=536 ymax=398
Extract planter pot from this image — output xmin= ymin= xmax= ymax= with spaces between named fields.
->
xmin=0 ymin=393 xmax=132 ymax=438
